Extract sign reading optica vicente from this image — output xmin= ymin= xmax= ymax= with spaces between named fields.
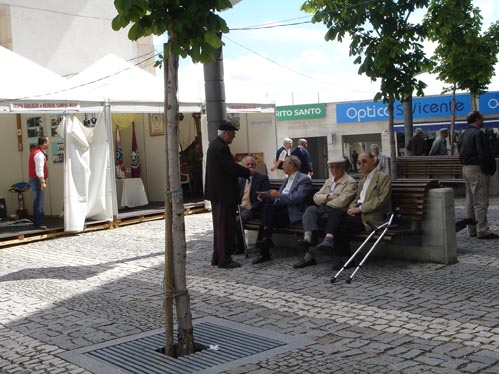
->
xmin=276 ymin=103 xmax=325 ymax=121
xmin=336 ymin=92 xmax=499 ymax=123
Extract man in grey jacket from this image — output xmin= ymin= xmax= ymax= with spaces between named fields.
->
xmin=253 ymin=155 xmax=313 ymax=264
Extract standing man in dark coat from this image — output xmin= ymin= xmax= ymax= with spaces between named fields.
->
xmin=205 ymin=121 xmax=254 ymax=268
xmin=458 ymin=111 xmax=498 ymax=239
xmin=406 ymin=128 xmax=427 ymax=156
xmin=291 ymin=138 xmax=313 ymax=177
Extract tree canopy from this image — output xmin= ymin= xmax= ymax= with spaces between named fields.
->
xmin=425 ymin=0 xmax=499 ymax=102
xmin=112 ymin=0 xmax=232 ymax=62
xmin=302 ymin=0 xmax=432 ymax=104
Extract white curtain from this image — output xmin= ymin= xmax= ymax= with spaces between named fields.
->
xmin=57 ymin=115 xmax=112 ymax=232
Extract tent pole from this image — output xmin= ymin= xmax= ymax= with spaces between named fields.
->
xmin=104 ymin=101 xmax=119 ymax=223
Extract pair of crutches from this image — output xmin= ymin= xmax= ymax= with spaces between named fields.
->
xmin=331 ymin=212 xmax=395 ymax=284
xmin=237 ymin=205 xmax=249 ymax=258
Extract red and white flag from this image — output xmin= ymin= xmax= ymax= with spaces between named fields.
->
xmin=131 ymin=122 xmax=141 ymax=178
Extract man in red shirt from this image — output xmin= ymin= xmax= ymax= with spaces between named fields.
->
xmin=28 ymin=136 xmax=49 ymax=229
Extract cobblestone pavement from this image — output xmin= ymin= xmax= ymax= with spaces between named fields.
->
xmin=1 ymin=197 xmax=499 ymax=373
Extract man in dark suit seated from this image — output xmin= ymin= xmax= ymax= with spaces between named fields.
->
xmin=234 ymin=155 xmax=270 ymax=254
xmin=252 ymin=155 xmax=313 ymax=264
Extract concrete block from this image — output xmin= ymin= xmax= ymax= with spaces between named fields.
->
xmin=373 ymin=188 xmax=457 ymax=264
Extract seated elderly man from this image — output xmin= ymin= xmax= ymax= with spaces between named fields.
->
xmin=294 ymin=152 xmax=391 ymax=269
xmin=253 ymin=155 xmax=313 ymax=264
xmin=293 ymin=157 xmax=357 ymax=268
xmin=234 ymin=155 xmax=270 ymax=254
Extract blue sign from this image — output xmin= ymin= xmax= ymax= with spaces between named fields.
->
xmin=336 ymin=93 xmax=476 ymax=123
xmin=479 ymin=91 xmax=499 ymax=115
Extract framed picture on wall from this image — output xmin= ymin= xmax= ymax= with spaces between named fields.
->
xmin=26 ymin=116 xmax=44 ymax=138
xmin=48 ymin=114 xmax=63 ymax=137
xmin=149 ymin=113 xmax=165 ymax=136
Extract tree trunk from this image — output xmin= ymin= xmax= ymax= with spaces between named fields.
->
xmin=163 ymin=43 xmax=174 ymax=357
xmin=388 ymin=101 xmax=397 ymax=179
xmin=403 ymin=96 xmax=413 ymax=154
xmin=166 ymin=47 xmax=195 ymax=357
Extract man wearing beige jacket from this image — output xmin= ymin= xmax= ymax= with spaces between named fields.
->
xmin=293 ymin=157 xmax=356 ymax=268
xmin=294 ymin=152 xmax=391 ymax=269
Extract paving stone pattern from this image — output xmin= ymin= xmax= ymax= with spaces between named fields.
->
xmin=0 ymin=197 xmax=498 ymax=373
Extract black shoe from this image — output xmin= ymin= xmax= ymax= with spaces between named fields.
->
xmin=478 ymin=233 xmax=499 ymax=239
xmin=293 ymin=258 xmax=317 ymax=269
xmin=218 ymin=261 xmax=241 ymax=269
xmin=308 ymin=244 xmax=332 ymax=257
xmin=252 ymin=252 xmax=272 ymax=264
xmin=297 ymin=239 xmax=312 ymax=251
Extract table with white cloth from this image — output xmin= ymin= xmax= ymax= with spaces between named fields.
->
xmin=116 ymin=178 xmax=149 ymax=208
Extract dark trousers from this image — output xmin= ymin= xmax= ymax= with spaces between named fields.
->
xmin=211 ymin=201 xmax=237 ymax=266
xmin=326 ymin=209 xmax=365 ymax=256
xmin=234 ymin=207 xmax=258 ymax=249
xmin=259 ymin=202 xmax=291 ymax=240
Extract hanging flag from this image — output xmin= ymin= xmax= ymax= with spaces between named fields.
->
xmin=115 ymin=128 xmax=125 ymax=178
xmin=131 ymin=122 xmax=141 ymax=178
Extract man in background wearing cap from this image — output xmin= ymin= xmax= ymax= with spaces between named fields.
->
xmin=458 ymin=111 xmax=498 ymax=239
xmin=294 ymin=152 xmax=391 ymax=270
xmin=293 ymin=157 xmax=356 ymax=268
xmin=271 ymin=138 xmax=292 ymax=178
xmin=429 ymin=128 xmax=449 ymax=155
xmin=406 ymin=128 xmax=427 ymax=156
xmin=205 ymin=121 xmax=255 ymax=268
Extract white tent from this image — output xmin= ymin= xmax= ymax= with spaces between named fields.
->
xmin=0 ymin=46 xmax=112 ymax=232
xmin=69 ymin=53 xmax=201 ymax=113
xmin=0 ymin=46 xmax=101 ymax=112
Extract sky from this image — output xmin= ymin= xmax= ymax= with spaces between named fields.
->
xmin=155 ymin=0 xmax=499 ymax=106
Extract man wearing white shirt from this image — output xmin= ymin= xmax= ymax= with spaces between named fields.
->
xmin=294 ymin=152 xmax=391 ymax=269
xmin=252 ymin=155 xmax=313 ymax=264
xmin=28 ymin=136 xmax=49 ymax=230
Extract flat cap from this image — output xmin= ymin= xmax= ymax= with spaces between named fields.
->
xmin=218 ymin=121 xmax=238 ymax=131
xmin=327 ymin=156 xmax=346 ymax=164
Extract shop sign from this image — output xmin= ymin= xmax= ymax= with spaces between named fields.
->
xmin=276 ymin=103 xmax=325 ymax=121
xmin=479 ymin=91 xmax=499 ymax=115
xmin=10 ymin=102 xmax=80 ymax=112
xmin=336 ymin=93 xmax=477 ymax=123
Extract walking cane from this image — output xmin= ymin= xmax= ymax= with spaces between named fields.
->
xmin=237 ymin=205 xmax=249 ymax=258
xmin=331 ymin=213 xmax=394 ymax=284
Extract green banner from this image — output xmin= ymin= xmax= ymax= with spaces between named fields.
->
xmin=276 ymin=103 xmax=325 ymax=121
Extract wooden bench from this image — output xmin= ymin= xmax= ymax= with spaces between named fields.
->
xmin=396 ymin=155 xmax=464 ymax=187
xmin=243 ymin=178 xmax=440 ymax=244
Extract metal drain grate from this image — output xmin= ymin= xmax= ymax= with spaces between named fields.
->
xmin=59 ymin=317 xmax=311 ymax=374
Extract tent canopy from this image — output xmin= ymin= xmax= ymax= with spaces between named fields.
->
xmin=0 ymin=46 xmax=100 ymax=111
xmin=69 ymin=54 xmax=202 ymax=113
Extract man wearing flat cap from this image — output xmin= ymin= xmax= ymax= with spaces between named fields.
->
xmin=205 ymin=121 xmax=255 ymax=268
xmin=429 ymin=128 xmax=449 ymax=155
xmin=293 ymin=156 xmax=356 ymax=268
